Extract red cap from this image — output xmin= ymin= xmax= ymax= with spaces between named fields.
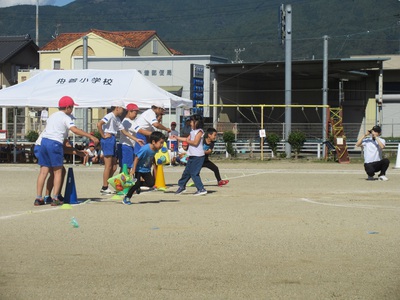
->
xmin=126 ymin=103 xmax=139 ymax=111
xmin=89 ymin=142 xmax=95 ymax=147
xmin=59 ymin=96 xmax=78 ymax=107
xmin=182 ymin=141 xmax=188 ymax=146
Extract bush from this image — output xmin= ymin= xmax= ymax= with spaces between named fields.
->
xmin=266 ymin=133 xmax=280 ymax=157
xmin=92 ymin=130 xmax=102 ymax=140
xmin=26 ymin=130 xmax=39 ymax=142
xmin=223 ymin=131 xmax=236 ymax=157
xmin=288 ymin=130 xmax=306 ymax=159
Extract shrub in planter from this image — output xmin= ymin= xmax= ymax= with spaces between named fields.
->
xmin=92 ymin=130 xmax=102 ymax=141
xmin=26 ymin=130 xmax=39 ymax=142
xmin=288 ymin=130 xmax=306 ymax=159
xmin=223 ymin=130 xmax=236 ymax=157
xmin=266 ymin=133 xmax=280 ymax=157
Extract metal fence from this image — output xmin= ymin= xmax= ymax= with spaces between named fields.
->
xmin=2 ymin=117 xmax=399 ymax=159
xmin=3 ymin=118 xmax=400 ymax=142
xmin=205 ymin=122 xmax=400 ymax=141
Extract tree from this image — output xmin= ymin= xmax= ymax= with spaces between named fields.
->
xmin=288 ymin=130 xmax=306 ymax=159
xmin=266 ymin=133 xmax=280 ymax=157
xmin=223 ymin=131 xmax=235 ymax=158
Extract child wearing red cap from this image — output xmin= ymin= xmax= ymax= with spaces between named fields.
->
xmin=176 ymin=141 xmax=189 ymax=165
xmin=82 ymin=142 xmax=98 ymax=166
xmin=118 ymin=103 xmax=151 ymax=173
xmin=97 ymin=100 xmax=145 ymax=195
xmin=35 ymin=96 xmax=99 ymax=206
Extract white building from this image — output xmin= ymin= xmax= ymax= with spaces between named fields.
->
xmin=73 ymin=55 xmax=228 ymax=119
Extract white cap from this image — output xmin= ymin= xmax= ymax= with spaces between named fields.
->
xmin=112 ymin=100 xmax=126 ymax=108
xmin=153 ymin=101 xmax=165 ymax=109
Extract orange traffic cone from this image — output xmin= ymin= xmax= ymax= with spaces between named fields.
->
xmin=154 ymin=164 xmax=166 ymax=189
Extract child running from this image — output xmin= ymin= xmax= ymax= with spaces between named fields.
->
xmin=172 ymin=114 xmax=207 ymax=196
xmin=203 ymin=128 xmax=229 ymax=187
xmin=122 ymin=131 xmax=165 ymax=205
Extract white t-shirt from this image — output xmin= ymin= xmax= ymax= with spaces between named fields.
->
xmin=86 ymin=148 xmax=98 ymax=158
xmin=101 ymin=112 xmax=124 ymax=135
xmin=42 ymin=111 xmax=75 ymax=143
xmin=134 ymin=109 xmax=157 ymax=132
xmin=119 ymin=117 xmax=138 ymax=147
xmin=362 ymin=137 xmax=385 ymax=163
xmin=187 ymin=129 xmax=204 ymax=157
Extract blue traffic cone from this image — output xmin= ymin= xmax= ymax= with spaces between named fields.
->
xmin=64 ymin=167 xmax=79 ymax=204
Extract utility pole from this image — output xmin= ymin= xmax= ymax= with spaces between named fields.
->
xmin=35 ymin=0 xmax=39 ymax=46
xmin=322 ymin=35 xmax=329 ymax=146
xmin=284 ymin=4 xmax=292 ymax=158
xmin=82 ymin=36 xmax=89 ymax=132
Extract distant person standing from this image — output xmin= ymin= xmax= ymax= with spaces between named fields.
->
xmin=168 ymin=121 xmax=179 ymax=155
xmin=356 ymin=125 xmax=390 ymax=181
xmin=40 ymin=107 xmax=48 ymax=131
xmin=35 ymin=96 xmax=99 ymax=206
xmin=180 ymin=118 xmax=191 ymax=137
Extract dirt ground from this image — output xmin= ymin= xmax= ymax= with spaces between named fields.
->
xmin=1 ymin=160 xmax=400 ymax=300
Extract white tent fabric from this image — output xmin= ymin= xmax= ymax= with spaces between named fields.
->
xmin=0 ymin=69 xmax=193 ymax=109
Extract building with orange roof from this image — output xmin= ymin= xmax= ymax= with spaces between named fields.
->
xmin=39 ymin=29 xmax=178 ymax=70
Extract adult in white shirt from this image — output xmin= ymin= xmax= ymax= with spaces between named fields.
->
xmin=356 ymin=125 xmax=390 ymax=181
xmin=134 ymin=102 xmax=171 ymax=152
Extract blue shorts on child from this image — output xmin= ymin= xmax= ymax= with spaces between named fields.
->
xmin=40 ymin=138 xmax=64 ymax=167
xmin=101 ymin=135 xmax=117 ymax=156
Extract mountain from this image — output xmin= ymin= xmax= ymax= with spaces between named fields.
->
xmin=0 ymin=0 xmax=399 ymax=62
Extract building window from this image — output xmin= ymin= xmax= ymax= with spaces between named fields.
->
xmin=152 ymin=40 xmax=158 ymax=54
xmin=53 ymin=60 xmax=61 ymax=70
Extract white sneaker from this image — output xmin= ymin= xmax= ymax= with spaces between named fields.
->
xmin=378 ymin=175 xmax=389 ymax=181
xmin=100 ymin=188 xmax=114 ymax=194
xmin=194 ymin=189 xmax=207 ymax=196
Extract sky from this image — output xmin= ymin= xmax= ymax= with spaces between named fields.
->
xmin=0 ymin=0 xmax=75 ymax=7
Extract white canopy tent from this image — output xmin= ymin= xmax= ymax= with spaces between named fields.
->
xmin=0 ymin=69 xmax=193 ymax=163
xmin=0 ymin=69 xmax=193 ymax=108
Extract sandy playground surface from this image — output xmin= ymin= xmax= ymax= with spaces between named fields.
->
xmin=1 ymin=160 xmax=400 ymax=300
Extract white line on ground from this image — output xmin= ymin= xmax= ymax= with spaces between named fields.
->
xmin=299 ymin=197 xmax=400 ymax=210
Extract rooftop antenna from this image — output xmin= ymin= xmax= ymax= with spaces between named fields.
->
xmin=232 ymin=48 xmax=245 ymax=63
xmin=52 ymin=24 xmax=61 ymax=39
